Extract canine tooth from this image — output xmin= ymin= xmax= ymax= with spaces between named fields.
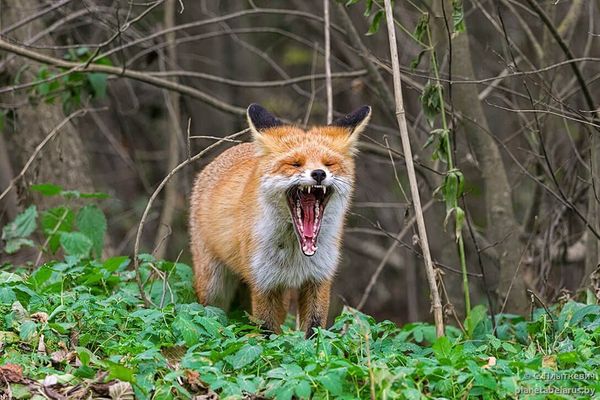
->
xmin=308 ymin=186 xmax=311 ymax=194
xmin=323 ymin=186 xmax=327 ymax=194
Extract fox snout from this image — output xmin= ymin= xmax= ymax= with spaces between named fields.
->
xmin=310 ymin=169 xmax=326 ymax=184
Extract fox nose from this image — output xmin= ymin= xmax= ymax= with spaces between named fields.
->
xmin=311 ymin=169 xmax=326 ymax=184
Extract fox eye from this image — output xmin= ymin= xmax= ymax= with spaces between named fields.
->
xmin=291 ymin=161 xmax=303 ymax=168
xmin=323 ymin=161 xmax=335 ymax=167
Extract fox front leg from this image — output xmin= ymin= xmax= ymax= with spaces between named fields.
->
xmin=299 ymin=280 xmax=331 ymax=338
xmin=251 ymin=287 xmax=289 ymax=334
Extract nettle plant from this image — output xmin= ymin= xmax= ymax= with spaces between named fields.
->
xmin=31 ymin=48 xmax=110 ymax=113
xmin=1 ymin=183 xmax=108 ymax=260
xmin=346 ymin=0 xmax=472 ymax=315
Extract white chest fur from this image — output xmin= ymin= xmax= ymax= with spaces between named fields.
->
xmin=250 ymin=191 xmax=347 ymax=292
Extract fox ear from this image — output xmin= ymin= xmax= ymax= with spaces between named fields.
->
xmin=247 ymin=103 xmax=283 ymax=138
xmin=330 ymin=105 xmax=372 ymax=140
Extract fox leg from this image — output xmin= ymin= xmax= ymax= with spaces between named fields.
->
xmin=191 ymin=240 xmax=238 ymax=310
xmin=299 ymin=280 xmax=331 ymax=338
xmin=251 ymin=287 xmax=289 ymax=334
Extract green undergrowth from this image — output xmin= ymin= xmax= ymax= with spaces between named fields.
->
xmin=0 ymin=255 xmax=599 ymax=399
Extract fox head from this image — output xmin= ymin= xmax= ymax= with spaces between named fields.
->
xmin=247 ymin=104 xmax=371 ymax=256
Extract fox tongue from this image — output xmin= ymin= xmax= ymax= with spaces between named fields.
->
xmin=300 ymin=194 xmax=316 ymax=236
xmin=299 ymin=193 xmax=317 ymax=254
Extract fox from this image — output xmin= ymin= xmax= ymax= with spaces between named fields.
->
xmin=189 ymin=103 xmax=371 ymax=337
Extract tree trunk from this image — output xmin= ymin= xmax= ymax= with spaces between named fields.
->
xmin=433 ymin=1 xmax=528 ymax=314
xmin=1 ymin=1 xmax=94 ymax=206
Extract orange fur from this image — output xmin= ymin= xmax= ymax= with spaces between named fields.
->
xmin=189 ymin=106 xmax=370 ymax=335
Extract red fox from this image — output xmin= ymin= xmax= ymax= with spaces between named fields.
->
xmin=189 ymin=104 xmax=371 ymax=337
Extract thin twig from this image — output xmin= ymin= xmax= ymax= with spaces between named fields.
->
xmin=357 ymin=200 xmax=434 ymax=310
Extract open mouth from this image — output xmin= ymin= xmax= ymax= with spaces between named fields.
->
xmin=286 ymin=185 xmax=333 ymax=256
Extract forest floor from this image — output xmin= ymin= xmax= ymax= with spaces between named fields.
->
xmin=0 ymin=254 xmax=599 ymax=399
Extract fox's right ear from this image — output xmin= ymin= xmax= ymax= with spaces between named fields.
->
xmin=330 ymin=105 xmax=372 ymax=138
xmin=247 ymin=104 xmax=283 ymax=139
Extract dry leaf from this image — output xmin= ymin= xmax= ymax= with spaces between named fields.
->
xmin=38 ymin=333 xmax=47 ymax=354
xmin=43 ymin=375 xmax=59 ymax=386
xmin=0 ymin=363 xmax=23 ymax=383
xmin=50 ymin=349 xmax=75 ymax=364
xmin=482 ymin=356 xmax=496 ymax=369
xmin=194 ymin=390 xmax=219 ymax=400
xmin=109 ymin=381 xmax=134 ymax=400
xmin=31 ymin=312 xmax=49 ymax=323
xmin=542 ymin=354 xmax=557 ymax=369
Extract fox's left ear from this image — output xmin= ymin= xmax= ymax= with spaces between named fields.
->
xmin=247 ymin=103 xmax=283 ymax=138
xmin=330 ymin=105 xmax=372 ymax=142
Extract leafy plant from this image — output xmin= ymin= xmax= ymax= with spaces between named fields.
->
xmin=32 ymin=48 xmax=111 ymax=113
xmin=1 ymin=184 xmax=108 ymax=258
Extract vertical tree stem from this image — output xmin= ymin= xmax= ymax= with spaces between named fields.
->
xmin=383 ymin=0 xmax=444 ymax=337
xmin=323 ymin=0 xmax=333 ymax=123
xmin=154 ymin=0 xmax=182 ymax=259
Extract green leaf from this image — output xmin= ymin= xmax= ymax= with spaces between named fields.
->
xmin=29 ymin=265 xmax=54 ymax=289
xmin=87 ymin=73 xmax=108 ymax=99
xmin=105 ymin=360 xmax=136 ymax=383
xmin=75 ymin=205 xmax=106 ymax=257
xmin=0 ymin=287 xmax=16 ymax=303
xmin=420 ymin=81 xmax=442 ymax=126
xmin=2 ymin=206 xmax=37 ymax=241
xmin=42 ymin=206 xmax=74 ymax=253
xmin=226 ymin=344 xmax=263 ymax=369
xmin=432 ymin=335 xmax=453 ymax=360
xmin=318 ymin=371 xmax=344 ymax=396
xmin=410 ymin=49 xmax=427 ymax=71
xmin=464 ymin=305 xmax=489 ymax=339
xmin=19 ymin=320 xmax=37 ymax=341
xmin=413 ymin=12 xmax=430 ymax=43
xmin=79 ymin=191 xmax=110 ymax=199
xmin=4 ymin=238 xmax=35 ymax=254
xmin=30 ymin=183 xmax=63 ymax=196
xmin=103 ymin=256 xmax=130 ymax=272
xmin=60 ymin=232 xmax=92 ymax=257
xmin=363 ymin=0 xmax=373 ymax=17
xmin=173 ymin=314 xmax=200 ymax=346
xmin=570 ymin=304 xmax=600 ymax=327
xmin=452 ymin=0 xmax=465 ymax=33
xmin=295 ymin=380 xmax=312 ymax=399
xmin=366 ymin=10 xmax=384 ymax=36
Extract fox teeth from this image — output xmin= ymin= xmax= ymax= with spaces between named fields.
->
xmin=323 ymin=186 xmax=326 ymax=194
xmin=308 ymin=186 xmax=311 ymax=194
xmin=296 ymin=206 xmax=301 ymax=219
xmin=315 ymin=201 xmax=320 ymax=217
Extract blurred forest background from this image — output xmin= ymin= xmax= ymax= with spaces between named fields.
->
xmin=1 ymin=0 xmax=600 ymax=326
